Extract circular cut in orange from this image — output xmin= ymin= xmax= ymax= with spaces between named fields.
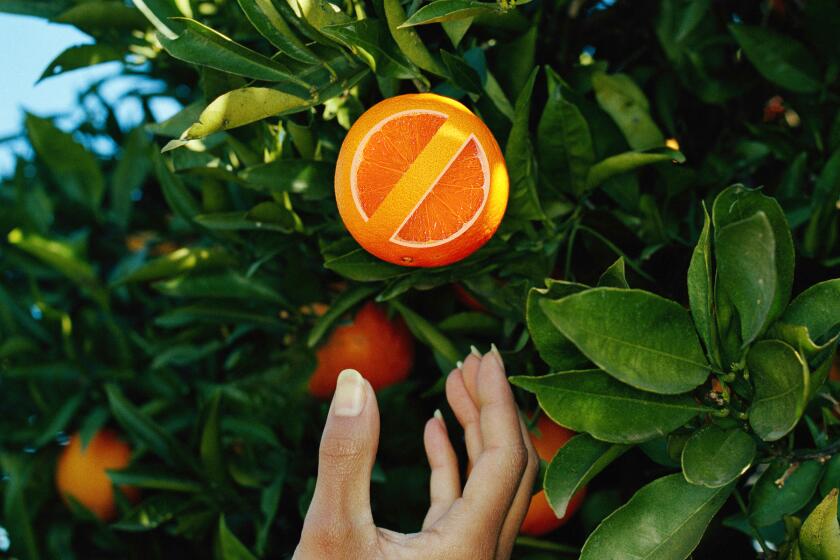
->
xmin=335 ymin=94 xmax=508 ymax=267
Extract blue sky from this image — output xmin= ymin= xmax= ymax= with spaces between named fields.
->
xmin=0 ymin=13 xmax=180 ymax=177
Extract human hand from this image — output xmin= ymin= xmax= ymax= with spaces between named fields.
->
xmin=293 ymin=348 xmax=539 ymax=560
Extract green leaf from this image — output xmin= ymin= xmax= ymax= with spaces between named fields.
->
xmin=820 ymin=455 xmax=840 ymax=499
xmin=729 ymin=24 xmax=822 ymax=94
xmin=236 ymin=0 xmax=320 ymax=64
xmin=195 ymin=204 xmax=300 ymax=233
xmin=111 ymin=128 xmax=151 ymax=227
xmin=34 ymin=393 xmax=84 ymax=448
xmin=592 ymin=71 xmax=664 ymax=151
xmin=322 ymin=246 xmax=405 ymax=282
xmin=200 ymin=391 xmax=226 ymax=486
xmin=113 ymin=247 xmax=235 ymax=284
xmin=680 ymin=425 xmax=756 ymax=488
xmin=511 ymin=371 xmax=709 ymax=444
xmin=132 ymin=0 xmax=191 ymax=38
xmin=182 ymin=56 xmax=367 ymax=139
xmin=596 ymin=257 xmax=629 ymax=289
xmin=783 ymin=280 xmax=840 ymax=344
xmin=585 ymin=150 xmax=684 ymax=192
xmin=539 ymin=288 xmax=709 ymax=394
xmin=38 ymin=44 xmax=122 ymax=82
xmin=799 ymin=489 xmax=840 ymax=560
xmin=25 ymin=113 xmax=105 ymax=210
xmin=544 ymin=434 xmax=629 ymax=516
xmin=1 ymin=454 xmax=41 ymax=560
xmin=307 ymin=285 xmax=379 ymax=348
xmin=804 ymin=149 xmax=840 ymax=257
xmin=7 ymin=229 xmax=98 ymax=288
xmin=688 ymin=203 xmax=716 ymax=363
xmin=747 ymin=340 xmax=809 ymax=442
xmin=580 ymin=473 xmax=733 ymax=560
xmin=749 ymin=459 xmax=825 ymax=527
xmin=54 ymin=1 xmax=148 ymax=32
xmin=712 ymin=185 xmax=794 ymax=331
xmin=323 ymin=19 xmax=421 ymax=81
xmin=384 ymin=0 xmax=445 ymax=75
xmin=504 ymin=67 xmax=542 ymax=220
xmin=537 ymin=69 xmax=594 ymax=196
xmin=155 ymin=303 xmax=282 ymax=328
xmin=714 ymin=211 xmax=777 ymax=349
xmin=151 ymin=149 xmax=201 ymax=221
xmin=391 ymin=300 xmax=459 ymax=365
xmin=526 ymin=280 xmax=590 ymax=371
xmin=105 ymin=384 xmax=192 ymax=468
xmin=0 ymin=0 xmax=65 ymax=17
xmin=218 ymin=515 xmax=258 ymax=560
xmin=153 ymin=270 xmax=287 ymax=304
xmin=107 ymin=467 xmax=203 ymax=492
xmin=158 ymin=18 xmax=310 ymax=90
xmin=398 ymin=0 xmax=499 ymax=28
xmin=440 ymin=50 xmax=482 ymax=93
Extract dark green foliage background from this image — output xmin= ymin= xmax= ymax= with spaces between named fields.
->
xmin=0 ymin=0 xmax=838 ymax=558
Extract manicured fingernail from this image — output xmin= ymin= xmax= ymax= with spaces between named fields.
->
xmin=470 ymin=345 xmax=482 ymax=357
xmin=433 ymin=409 xmax=444 ymax=426
xmin=334 ymin=369 xmax=365 ymax=417
xmin=490 ymin=343 xmax=504 ymax=368
xmin=456 ymin=360 xmax=464 ymax=369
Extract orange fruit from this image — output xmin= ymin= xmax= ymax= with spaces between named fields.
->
xmin=335 ymin=93 xmax=508 ymax=268
xmin=452 ymin=283 xmax=487 ymax=312
xmin=308 ymin=301 xmax=414 ymax=397
xmin=829 ymin=352 xmax=839 ymax=382
xmin=55 ymin=430 xmax=139 ymax=521
xmin=520 ymin=415 xmax=586 ymax=536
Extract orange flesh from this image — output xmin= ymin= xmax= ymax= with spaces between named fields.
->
xmin=355 ymin=113 xmax=486 ymax=243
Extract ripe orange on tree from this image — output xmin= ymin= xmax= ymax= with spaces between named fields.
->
xmin=308 ymin=301 xmax=414 ymax=397
xmin=335 ymin=93 xmax=508 ymax=268
xmin=55 ymin=430 xmax=139 ymax=521
xmin=520 ymin=415 xmax=586 ymax=536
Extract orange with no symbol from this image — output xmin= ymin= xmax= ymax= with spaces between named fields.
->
xmin=309 ymin=301 xmax=414 ymax=397
xmin=520 ymin=415 xmax=587 ymax=536
xmin=55 ymin=430 xmax=139 ymax=521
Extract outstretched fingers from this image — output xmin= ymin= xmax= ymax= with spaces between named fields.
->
xmin=422 ymin=410 xmax=461 ymax=530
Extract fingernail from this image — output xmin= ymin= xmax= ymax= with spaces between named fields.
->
xmin=470 ymin=345 xmax=482 ymax=358
xmin=433 ymin=409 xmax=444 ymax=427
xmin=456 ymin=360 xmax=464 ymax=369
xmin=490 ymin=343 xmax=504 ymax=368
xmin=334 ymin=369 xmax=366 ymax=417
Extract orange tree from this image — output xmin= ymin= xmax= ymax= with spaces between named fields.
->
xmin=0 ymin=0 xmax=839 ymax=558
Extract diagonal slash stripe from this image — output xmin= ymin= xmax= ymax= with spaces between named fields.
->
xmin=365 ymin=118 xmax=471 ymax=237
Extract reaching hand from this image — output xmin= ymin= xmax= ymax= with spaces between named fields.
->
xmin=293 ymin=348 xmax=539 ymax=560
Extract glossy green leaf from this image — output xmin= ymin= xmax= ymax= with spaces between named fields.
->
xmin=218 ymin=515 xmax=258 ymax=560
xmin=819 ymin=455 xmax=840 ymax=498
xmin=729 ymin=23 xmax=822 ymax=93
xmin=384 ymin=0 xmax=445 ymax=75
xmin=200 ymin=391 xmax=226 ymax=486
xmin=749 ymin=459 xmax=825 ymax=527
xmin=681 ymin=425 xmax=756 ymax=488
xmin=504 ymin=67 xmax=542 ymax=220
xmin=107 ymin=467 xmax=203 ymax=492
xmin=240 ymin=159 xmax=333 ymax=200
xmin=38 ymin=44 xmax=122 ymax=82
xmin=440 ymin=50 xmax=481 ymax=93
xmin=545 ymin=434 xmax=629 ymax=516
xmin=399 ymin=0 xmax=499 ymax=28
xmin=539 ymin=288 xmax=709 ymax=394
xmin=799 ymin=489 xmax=840 ymax=560
xmin=783 ymin=280 xmax=840 ymax=344
xmin=6 ymin=229 xmax=97 ymax=287
xmin=538 ymin=70 xmax=594 ymax=196
xmin=158 ymin=18 xmax=310 ymax=89
xmin=391 ymin=300 xmax=460 ymax=364
xmin=586 ymin=150 xmax=684 ymax=192
xmin=307 ymin=285 xmax=379 ymax=348
xmin=113 ymin=247 xmax=235 ymax=284
xmin=712 ymin=184 xmax=794 ymax=330
xmin=322 ymin=246 xmax=405 ymax=282
xmin=715 ymin=211 xmax=777 ymax=348
xmin=747 ymin=340 xmax=809 ymax=442
xmin=323 ymin=19 xmax=420 ymax=80
xmin=596 ymin=257 xmax=629 ymax=289
xmin=25 ymin=113 xmax=105 ymax=210
xmin=511 ymin=371 xmax=709 ymax=444
xmin=236 ymin=0 xmax=320 ymax=64
xmin=592 ymin=71 xmax=664 ymax=151
xmin=580 ymin=474 xmax=733 ymax=559
xmin=526 ymin=280 xmax=589 ymax=370
xmin=687 ymin=203 xmax=716 ymax=363
xmin=111 ymin=127 xmax=151 ymax=227
xmin=54 ymin=1 xmax=148 ymax=31
xmin=151 ymin=149 xmax=201 ymax=221
xmin=154 ymin=270 xmax=287 ymax=304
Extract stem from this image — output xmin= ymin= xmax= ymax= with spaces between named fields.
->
xmin=791 ymin=438 xmax=840 ymax=461
xmin=734 ymin=489 xmax=771 ymax=557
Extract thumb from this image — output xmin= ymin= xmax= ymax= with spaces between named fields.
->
xmin=307 ymin=369 xmax=380 ymax=528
